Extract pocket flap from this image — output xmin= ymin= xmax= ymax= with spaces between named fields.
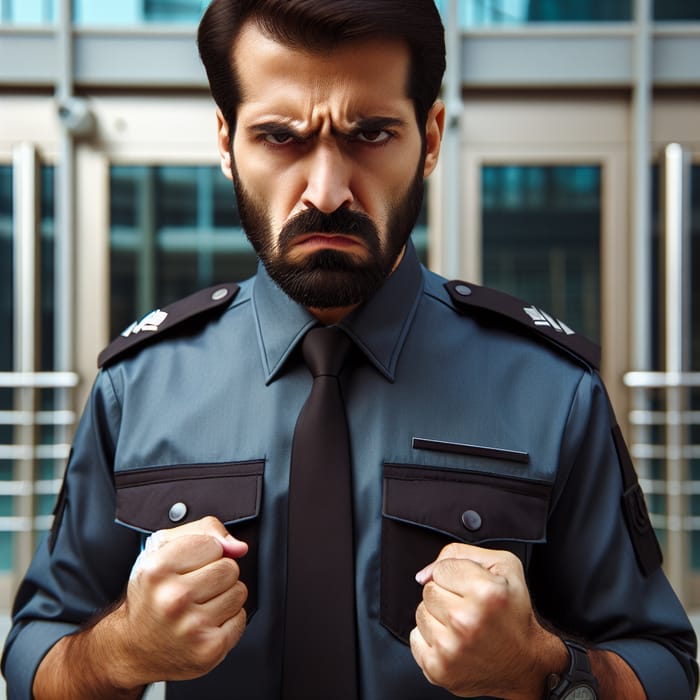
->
xmin=383 ymin=463 xmax=550 ymax=544
xmin=115 ymin=460 xmax=264 ymax=533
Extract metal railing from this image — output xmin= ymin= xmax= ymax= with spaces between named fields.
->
xmin=624 ymin=373 xmax=700 ymax=604
xmin=0 ymin=371 xmax=78 ymax=592
xmin=624 ymin=142 xmax=695 ymax=604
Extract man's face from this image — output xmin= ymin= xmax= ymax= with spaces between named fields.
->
xmin=217 ymin=22 xmax=443 ymax=314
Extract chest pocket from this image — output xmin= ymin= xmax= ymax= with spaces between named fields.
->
xmin=381 ymin=463 xmax=551 ymax=643
xmin=115 ymin=460 xmax=264 ymax=617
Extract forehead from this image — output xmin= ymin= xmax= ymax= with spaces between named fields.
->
xmin=231 ymin=22 xmax=414 ymax=124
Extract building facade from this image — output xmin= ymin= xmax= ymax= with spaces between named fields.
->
xmin=0 ymin=0 xmax=699 ymax=608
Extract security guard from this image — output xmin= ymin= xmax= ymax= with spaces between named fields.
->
xmin=3 ymin=1 xmax=698 ymax=699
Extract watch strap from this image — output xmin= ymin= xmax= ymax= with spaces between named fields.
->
xmin=545 ymin=640 xmax=600 ymax=699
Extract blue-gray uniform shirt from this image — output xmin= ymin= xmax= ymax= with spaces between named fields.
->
xmin=3 ymin=243 xmax=698 ymax=699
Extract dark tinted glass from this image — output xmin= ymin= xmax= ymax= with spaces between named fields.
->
xmin=482 ymin=165 xmax=601 ymax=342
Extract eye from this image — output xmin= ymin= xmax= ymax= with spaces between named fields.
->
xmin=354 ymin=130 xmax=392 ymax=145
xmin=263 ymin=132 xmax=295 ymax=145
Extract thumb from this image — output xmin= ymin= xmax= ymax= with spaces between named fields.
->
xmin=218 ymin=533 xmax=248 ymax=559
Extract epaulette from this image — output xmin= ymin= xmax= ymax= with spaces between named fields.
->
xmin=98 ymin=283 xmax=240 ymax=368
xmin=445 ymin=280 xmax=601 ymax=370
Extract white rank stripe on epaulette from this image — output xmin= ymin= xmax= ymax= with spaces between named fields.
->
xmin=121 ymin=309 xmax=169 ymax=337
xmin=445 ymin=280 xmax=601 ymax=370
xmin=523 ymin=306 xmax=575 ymax=336
xmin=98 ymin=283 xmax=240 ymax=368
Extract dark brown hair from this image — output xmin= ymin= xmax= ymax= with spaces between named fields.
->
xmin=197 ymin=0 xmax=445 ymax=139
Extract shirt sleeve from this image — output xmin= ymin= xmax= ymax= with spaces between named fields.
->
xmin=528 ymin=370 xmax=698 ymax=699
xmin=1 ymin=370 xmax=142 ymax=700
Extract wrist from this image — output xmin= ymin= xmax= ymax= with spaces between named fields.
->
xmin=522 ymin=629 xmax=570 ymax=700
xmin=544 ymin=640 xmax=600 ymax=700
xmin=76 ymin=601 xmax=147 ymax=694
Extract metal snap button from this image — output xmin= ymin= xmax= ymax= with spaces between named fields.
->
xmin=211 ymin=288 xmax=229 ymax=301
xmin=454 ymin=284 xmax=472 ymax=297
xmin=168 ymin=502 xmax=188 ymax=523
xmin=461 ymin=509 xmax=482 ymax=532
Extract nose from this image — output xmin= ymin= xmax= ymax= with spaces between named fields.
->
xmin=300 ymin=142 xmax=354 ymax=214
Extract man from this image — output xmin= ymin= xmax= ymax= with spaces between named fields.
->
xmin=2 ymin=1 xmax=697 ymax=699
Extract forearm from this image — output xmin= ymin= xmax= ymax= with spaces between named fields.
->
xmin=590 ymin=648 xmax=646 ymax=700
xmin=520 ymin=626 xmax=646 ymax=700
xmin=32 ymin=606 xmax=145 ymax=700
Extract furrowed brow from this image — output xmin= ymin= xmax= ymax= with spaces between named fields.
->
xmin=248 ymin=121 xmax=309 ymax=139
xmin=341 ymin=116 xmax=407 ymax=136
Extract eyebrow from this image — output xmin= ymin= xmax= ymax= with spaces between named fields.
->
xmin=248 ymin=116 xmax=408 ymax=140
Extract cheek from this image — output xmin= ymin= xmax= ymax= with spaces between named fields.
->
xmin=234 ymin=146 xmax=302 ymax=216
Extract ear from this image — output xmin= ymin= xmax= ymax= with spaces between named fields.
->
xmin=216 ymin=108 xmax=234 ymax=181
xmin=422 ymin=99 xmax=446 ymax=178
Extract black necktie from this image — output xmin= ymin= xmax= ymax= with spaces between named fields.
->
xmin=282 ymin=326 xmax=359 ymax=700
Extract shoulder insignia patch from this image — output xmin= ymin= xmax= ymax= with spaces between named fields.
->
xmin=98 ymin=283 xmax=240 ymax=368
xmin=612 ymin=425 xmax=663 ymax=576
xmin=445 ymin=280 xmax=601 ymax=370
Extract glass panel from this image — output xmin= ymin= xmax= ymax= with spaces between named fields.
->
xmin=143 ymin=0 xmax=208 ymax=23
xmin=654 ymin=0 xmax=700 ymax=21
xmin=435 ymin=0 xmax=632 ymax=26
xmin=0 ymin=165 xmax=12 ymax=372
xmin=0 ymin=163 xmax=55 ymax=573
xmin=0 ymin=164 xmax=13 ymax=574
xmin=73 ymin=0 xmax=210 ymax=25
xmin=0 ymin=0 xmax=55 ymax=24
xmin=40 ymin=166 xmax=55 ymax=372
xmin=481 ymin=165 xmax=601 ymax=342
xmin=110 ymin=165 xmax=256 ymax=337
xmin=110 ymin=164 xmax=429 ymax=338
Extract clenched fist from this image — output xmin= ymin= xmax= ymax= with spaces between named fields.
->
xmin=410 ymin=542 xmax=567 ymax=700
xmin=123 ymin=515 xmax=249 ymax=683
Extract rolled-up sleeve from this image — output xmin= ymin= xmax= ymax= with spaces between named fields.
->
xmin=529 ymin=370 xmax=698 ymax=699
xmin=2 ymin=370 xmax=141 ymax=699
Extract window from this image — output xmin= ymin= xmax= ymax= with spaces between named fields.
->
xmin=143 ymin=0 xmax=208 ymax=23
xmin=0 ymin=163 xmax=55 ymax=573
xmin=435 ymin=0 xmax=632 ymax=26
xmin=481 ymin=165 xmax=601 ymax=342
xmin=0 ymin=0 xmax=55 ymax=24
xmin=110 ymin=165 xmax=256 ymax=338
xmin=654 ymin=1 xmax=700 ymax=21
xmin=72 ymin=0 xmax=210 ymax=25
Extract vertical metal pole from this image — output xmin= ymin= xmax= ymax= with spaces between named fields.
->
xmin=55 ymin=0 xmax=75 ymax=478
xmin=55 ymin=0 xmax=75 ymax=376
xmin=631 ymin=0 xmax=652 ymax=373
xmin=629 ymin=0 xmax=655 ymax=581
xmin=12 ymin=143 xmax=41 ymax=583
xmin=662 ymin=143 xmax=690 ymax=602
xmin=441 ymin=0 xmax=463 ymax=279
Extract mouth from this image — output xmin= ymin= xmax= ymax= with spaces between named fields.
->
xmin=291 ymin=233 xmax=367 ymax=254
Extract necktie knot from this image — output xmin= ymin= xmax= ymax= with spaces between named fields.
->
xmin=302 ymin=326 xmax=351 ymax=378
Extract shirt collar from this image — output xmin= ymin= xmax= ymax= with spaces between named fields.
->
xmin=252 ymin=241 xmax=424 ymax=384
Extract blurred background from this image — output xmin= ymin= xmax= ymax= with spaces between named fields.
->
xmin=0 ymin=0 xmax=699 ymax=679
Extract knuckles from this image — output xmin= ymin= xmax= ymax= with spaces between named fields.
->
xmin=154 ymin=582 xmax=195 ymax=620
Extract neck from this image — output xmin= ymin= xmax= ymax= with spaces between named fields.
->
xmin=308 ymin=304 xmax=360 ymax=326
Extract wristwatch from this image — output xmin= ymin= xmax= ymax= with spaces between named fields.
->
xmin=545 ymin=640 xmax=600 ymax=699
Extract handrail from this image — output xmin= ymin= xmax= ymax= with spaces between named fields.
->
xmin=624 ymin=371 xmax=700 ymax=387
xmin=0 ymin=370 xmax=78 ymax=588
xmin=0 ymin=371 xmax=79 ymax=388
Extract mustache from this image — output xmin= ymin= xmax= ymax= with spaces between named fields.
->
xmin=278 ymin=208 xmax=380 ymax=248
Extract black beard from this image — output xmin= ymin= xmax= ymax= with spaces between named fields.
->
xmin=232 ymin=159 xmax=425 ymax=310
